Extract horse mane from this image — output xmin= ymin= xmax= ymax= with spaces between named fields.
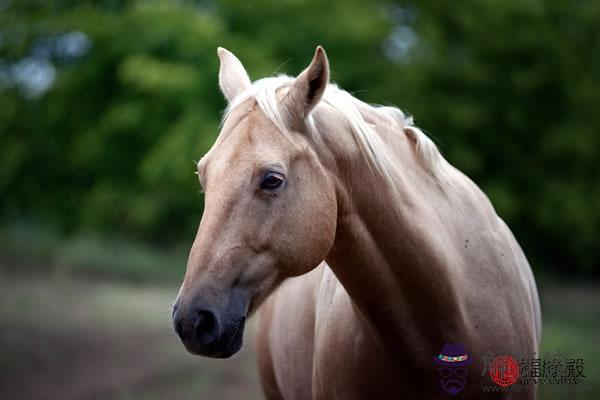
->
xmin=223 ymin=75 xmax=449 ymax=181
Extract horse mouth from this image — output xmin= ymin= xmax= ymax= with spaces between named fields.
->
xmin=212 ymin=316 xmax=246 ymax=359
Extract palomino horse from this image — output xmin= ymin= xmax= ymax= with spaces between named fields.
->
xmin=172 ymin=46 xmax=541 ymax=399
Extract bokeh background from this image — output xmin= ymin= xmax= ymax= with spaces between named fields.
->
xmin=0 ymin=0 xmax=598 ymax=399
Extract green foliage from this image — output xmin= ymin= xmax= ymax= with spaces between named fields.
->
xmin=0 ymin=0 xmax=598 ymax=276
xmin=388 ymin=0 xmax=600 ymax=275
xmin=0 ymin=221 xmax=186 ymax=283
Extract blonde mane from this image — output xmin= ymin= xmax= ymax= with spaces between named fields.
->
xmin=223 ymin=75 xmax=449 ymax=181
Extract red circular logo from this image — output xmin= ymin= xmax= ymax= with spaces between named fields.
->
xmin=489 ymin=355 xmax=520 ymax=387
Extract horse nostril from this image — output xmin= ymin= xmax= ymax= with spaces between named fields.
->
xmin=194 ymin=309 xmax=218 ymax=343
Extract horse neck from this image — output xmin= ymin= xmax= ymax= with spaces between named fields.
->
xmin=312 ymin=106 xmax=466 ymax=347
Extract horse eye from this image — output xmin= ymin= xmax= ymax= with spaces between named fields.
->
xmin=260 ymin=172 xmax=285 ymax=191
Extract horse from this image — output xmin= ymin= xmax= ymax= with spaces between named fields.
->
xmin=172 ymin=46 xmax=541 ymax=399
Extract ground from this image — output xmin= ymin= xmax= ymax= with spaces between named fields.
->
xmin=0 ymin=274 xmax=262 ymax=400
xmin=0 ymin=273 xmax=597 ymax=399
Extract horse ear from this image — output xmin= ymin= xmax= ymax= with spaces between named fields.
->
xmin=217 ymin=47 xmax=251 ymax=102
xmin=283 ymin=46 xmax=330 ymax=130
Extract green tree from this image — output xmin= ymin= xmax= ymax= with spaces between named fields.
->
xmin=1 ymin=0 xmax=598 ymax=275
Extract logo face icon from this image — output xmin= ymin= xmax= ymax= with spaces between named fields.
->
xmin=489 ymin=355 xmax=520 ymax=387
xmin=434 ymin=343 xmax=473 ymax=396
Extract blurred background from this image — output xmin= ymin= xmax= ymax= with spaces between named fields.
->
xmin=0 ymin=0 xmax=598 ymax=399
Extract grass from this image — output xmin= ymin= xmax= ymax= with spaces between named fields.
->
xmin=0 ymin=223 xmax=597 ymax=399
xmin=537 ymin=284 xmax=600 ymax=399
xmin=0 ymin=273 xmax=597 ymax=399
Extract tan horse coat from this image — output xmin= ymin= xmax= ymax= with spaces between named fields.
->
xmin=174 ymin=47 xmax=541 ymax=400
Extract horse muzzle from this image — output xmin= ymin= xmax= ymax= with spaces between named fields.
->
xmin=172 ymin=289 xmax=248 ymax=358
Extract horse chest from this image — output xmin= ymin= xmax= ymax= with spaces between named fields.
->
xmin=311 ymin=287 xmax=407 ymax=399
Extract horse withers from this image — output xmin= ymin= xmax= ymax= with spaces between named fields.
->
xmin=172 ymin=46 xmax=541 ymax=399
